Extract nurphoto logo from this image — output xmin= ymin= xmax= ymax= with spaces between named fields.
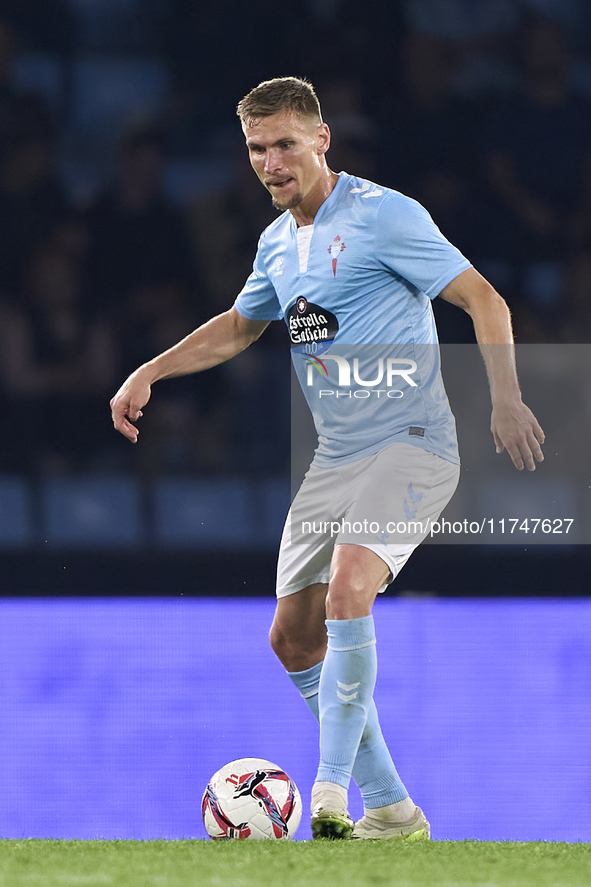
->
xmin=305 ymin=356 xmax=418 ymax=387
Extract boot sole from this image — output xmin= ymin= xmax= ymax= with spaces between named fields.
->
xmin=311 ymin=814 xmax=354 ymax=840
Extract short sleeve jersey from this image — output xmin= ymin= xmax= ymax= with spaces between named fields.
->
xmin=234 ymin=172 xmax=471 ymax=466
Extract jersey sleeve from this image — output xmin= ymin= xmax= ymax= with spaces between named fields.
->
xmin=375 ymin=191 xmax=472 ymax=299
xmin=233 ymin=239 xmax=284 ymax=322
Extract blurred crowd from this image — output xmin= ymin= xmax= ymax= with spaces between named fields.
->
xmin=0 ymin=0 xmax=590 ymax=477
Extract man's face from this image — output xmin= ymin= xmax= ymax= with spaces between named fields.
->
xmin=243 ymin=111 xmax=330 ymax=213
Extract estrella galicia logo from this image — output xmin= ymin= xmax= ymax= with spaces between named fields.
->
xmin=287 ymin=298 xmax=339 ymax=355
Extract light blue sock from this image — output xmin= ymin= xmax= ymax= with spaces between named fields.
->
xmin=316 ymin=616 xmax=377 ymax=788
xmin=288 ymin=642 xmax=409 ymax=807
xmin=353 ymin=703 xmax=409 ymax=807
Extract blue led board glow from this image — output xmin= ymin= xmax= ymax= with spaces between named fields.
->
xmin=0 ymin=598 xmax=588 ymax=841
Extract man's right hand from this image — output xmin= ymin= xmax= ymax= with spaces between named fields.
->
xmin=110 ymin=368 xmax=153 ymax=443
xmin=109 ymin=309 xmax=269 ymax=443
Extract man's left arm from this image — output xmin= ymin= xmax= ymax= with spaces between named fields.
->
xmin=439 ymin=266 xmax=545 ymax=471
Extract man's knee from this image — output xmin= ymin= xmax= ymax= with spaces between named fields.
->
xmin=326 ymin=574 xmax=373 ymax=620
xmin=326 ymin=546 xmax=389 ymax=620
xmin=269 ymin=619 xmax=290 ymax=661
xmin=269 ymin=612 xmax=326 ymax=672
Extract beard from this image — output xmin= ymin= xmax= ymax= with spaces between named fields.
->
xmin=271 ymin=190 xmax=303 ymax=212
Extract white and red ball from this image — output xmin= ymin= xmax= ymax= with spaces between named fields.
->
xmin=202 ymin=757 xmax=302 ymax=840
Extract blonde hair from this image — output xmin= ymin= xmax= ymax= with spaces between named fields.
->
xmin=237 ymin=77 xmax=322 ymax=126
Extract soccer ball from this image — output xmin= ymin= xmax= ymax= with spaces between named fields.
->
xmin=202 ymin=757 xmax=302 ymax=840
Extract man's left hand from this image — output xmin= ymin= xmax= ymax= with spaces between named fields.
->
xmin=491 ymin=400 xmax=545 ymax=471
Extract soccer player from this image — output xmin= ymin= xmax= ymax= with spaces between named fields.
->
xmin=110 ymin=77 xmax=544 ymax=840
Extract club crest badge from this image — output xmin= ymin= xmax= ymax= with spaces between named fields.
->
xmin=328 ymin=235 xmax=345 ymax=276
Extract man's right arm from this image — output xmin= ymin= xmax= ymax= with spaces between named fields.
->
xmin=110 ymin=306 xmax=269 ymax=442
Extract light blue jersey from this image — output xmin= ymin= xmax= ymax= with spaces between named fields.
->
xmin=234 ymin=172 xmax=471 ymax=466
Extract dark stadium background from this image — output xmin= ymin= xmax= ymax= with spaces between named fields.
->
xmin=0 ymin=0 xmax=589 ymax=842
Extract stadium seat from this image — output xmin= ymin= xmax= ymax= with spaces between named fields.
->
xmin=478 ymin=476 xmax=579 ymax=542
xmin=41 ymin=476 xmax=143 ymax=547
xmin=257 ymin=477 xmax=291 ymax=548
xmin=152 ymin=478 xmax=256 ymax=549
xmin=0 ymin=475 xmax=33 ymax=546
xmin=164 ymin=159 xmax=235 ymax=206
xmin=12 ymin=52 xmax=65 ymax=114
xmin=71 ymin=55 xmax=170 ymax=134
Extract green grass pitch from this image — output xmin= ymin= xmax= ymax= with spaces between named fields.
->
xmin=0 ymin=840 xmax=589 ymax=887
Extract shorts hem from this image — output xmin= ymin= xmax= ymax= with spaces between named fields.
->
xmin=276 ymin=571 xmax=330 ymax=599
